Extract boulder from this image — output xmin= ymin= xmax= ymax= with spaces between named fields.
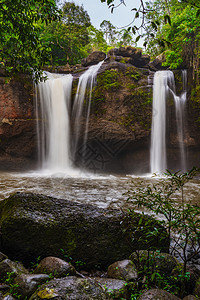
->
xmin=81 ymin=51 xmax=106 ymax=67
xmin=107 ymin=259 xmax=137 ymax=281
xmin=94 ymin=277 xmax=128 ymax=299
xmin=34 ymin=257 xmax=76 ymax=277
xmin=194 ymin=277 xmax=200 ymax=298
xmin=2 ymin=296 xmax=16 ymax=300
xmin=0 ymin=259 xmax=28 ymax=280
xmin=14 ymin=274 xmax=49 ymax=298
xmin=134 ymin=54 xmax=151 ymax=67
xmin=0 ymin=253 xmax=7 ymax=263
xmin=182 ymin=296 xmax=199 ymax=300
xmin=0 ymin=193 xmax=169 ymax=268
xmin=29 ymin=276 xmax=107 ymax=300
xmin=149 ymin=53 xmax=167 ymax=70
xmin=138 ymin=288 xmax=181 ymax=299
xmin=130 ymin=250 xmax=178 ymax=276
xmin=108 ymin=46 xmax=142 ymax=59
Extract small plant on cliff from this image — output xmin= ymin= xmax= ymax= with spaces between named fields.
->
xmin=125 ymin=167 xmax=200 ymax=297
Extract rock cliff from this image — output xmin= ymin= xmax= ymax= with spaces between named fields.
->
xmin=0 ymin=47 xmax=199 ymax=173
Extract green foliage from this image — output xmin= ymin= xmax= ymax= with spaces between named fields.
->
xmin=4 ymin=272 xmax=21 ymax=299
xmin=97 ymin=69 xmax=121 ymax=90
xmin=125 ymin=167 xmax=200 ymax=297
xmin=40 ymin=2 xmax=91 ymax=66
xmin=0 ymin=0 xmax=59 ymax=81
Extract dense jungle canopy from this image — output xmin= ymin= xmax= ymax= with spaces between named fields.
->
xmin=0 ymin=0 xmax=199 ymax=82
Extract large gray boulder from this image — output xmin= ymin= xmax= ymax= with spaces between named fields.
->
xmin=34 ymin=257 xmax=76 ymax=277
xmin=29 ymin=276 xmax=107 ymax=300
xmin=81 ymin=51 xmax=106 ymax=67
xmin=0 ymin=192 xmax=169 ymax=268
xmin=139 ymin=288 xmax=181 ymax=299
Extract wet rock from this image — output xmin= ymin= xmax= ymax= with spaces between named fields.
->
xmin=0 ymin=192 xmax=169 ymax=268
xmin=34 ymin=257 xmax=76 ymax=277
xmin=2 ymin=295 xmax=16 ymax=300
xmin=0 ymin=284 xmax=10 ymax=293
xmin=82 ymin=51 xmax=106 ymax=67
xmin=29 ymin=276 xmax=107 ymax=300
xmin=149 ymin=53 xmax=167 ymax=70
xmin=134 ymin=54 xmax=151 ymax=67
xmin=14 ymin=273 xmax=49 ymax=298
xmin=138 ymin=288 xmax=181 ymax=299
xmin=130 ymin=250 xmax=178 ymax=276
xmin=95 ymin=277 xmax=128 ymax=299
xmin=0 ymin=253 xmax=8 ymax=262
xmin=107 ymin=47 xmax=150 ymax=68
xmin=108 ymin=46 xmax=142 ymax=59
xmin=193 ymin=277 xmax=200 ymax=298
xmin=182 ymin=296 xmax=199 ymax=300
xmin=107 ymin=259 xmax=137 ymax=281
xmin=0 ymin=259 xmax=28 ymax=279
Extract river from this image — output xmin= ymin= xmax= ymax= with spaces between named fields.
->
xmin=0 ymin=170 xmax=200 ymax=210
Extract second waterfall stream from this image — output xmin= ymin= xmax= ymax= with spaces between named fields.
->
xmin=150 ymin=70 xmax=187 ymax=174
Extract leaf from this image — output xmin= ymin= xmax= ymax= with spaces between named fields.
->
xmin=107 ymin=0 xmax=114 ymax=4
xmin=196 ymin=8 xmax=200 ymax=18
xmin=143 ymin=41 xmax=147 ymax=47
xmin=164 ymin=14 xmax=171 ymax=25
xmin=132 ymin=27 xmax=136 ymax=34
xmin=151 ymin=21 xmax=157 ymax=31
xmin=135 ymin=35 xmax=140 ymax=43
xmin=131 ymin=8 xmax=137 ymax=11
xmin=135 ymin=11 xmax=139 ymax=18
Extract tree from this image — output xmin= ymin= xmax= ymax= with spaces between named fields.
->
xmin=86 ymin=26 xmax=108 ymax=53
xmin=40 ymin=1 xmax=92 ymax=65
xmin=100 ymin=20 xmax=117 ymax=46
xmin=0 ymin=0 xmax=59 ymax=81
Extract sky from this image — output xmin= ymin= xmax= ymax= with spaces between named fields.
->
xmin=62 ymin=0 xmax=144 ymax=47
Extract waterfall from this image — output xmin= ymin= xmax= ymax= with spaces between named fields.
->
xmin=150 ymin=70 xmax=187 ymax=174
xmin=36 ymin=72 xmax=73 ymax=172
xmin=150 ymin=71 xmax=172 ymax=174
xmin=173 ymin=70 xmax=187 ymax=171
xmin=72 ymin=61 xmax=103 ymax=159
xmin=35 ymin=61 xmax=103 ymax=172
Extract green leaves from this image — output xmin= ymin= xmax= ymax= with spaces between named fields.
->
xmin=0 ymin=0 xmax=60 ymax=80
xmin=164 ymin=14 xmax=171 ymax=25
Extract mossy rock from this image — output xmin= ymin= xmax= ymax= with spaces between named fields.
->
xmin=0 ymin=192 xmax=169 ymax=268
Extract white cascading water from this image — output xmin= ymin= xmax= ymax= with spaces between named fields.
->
xmin=72 ymin=61 xmax=104 ymax=158
xmin=172 ymin=70 xmax=187 ymax=171
xmin=150 ymin=70 xmax=187 ymax=174
xmin=150 ymin=71 xmax=172 ymax=174
xmin=36 ymin=62 xmax=103 ymax=172
xmin=36 ymin=72 xmax=73 ymax=172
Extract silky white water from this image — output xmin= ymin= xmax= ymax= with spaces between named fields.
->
xmin=174 ymin=70 xmax=187 ymax=171
xmin=150 ymin=71 xmax=171 ymax=174
xmin=150 ymin=70 xmax=187 ymax=174
xmin=36 ymin=72 xmax=73 ymax=172
xmin=36 ymin=62 xmax=103 ymax=173
xmin=72 ymin=61 xmax=104 ymax=158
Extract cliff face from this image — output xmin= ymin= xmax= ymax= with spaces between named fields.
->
xmin=0 ymin=48 xmax=199 ymax=173
xmin=74 ymin=61 xmax=153 ymax=174
xmin=0 ymin=75 xmax=37 ymax=170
